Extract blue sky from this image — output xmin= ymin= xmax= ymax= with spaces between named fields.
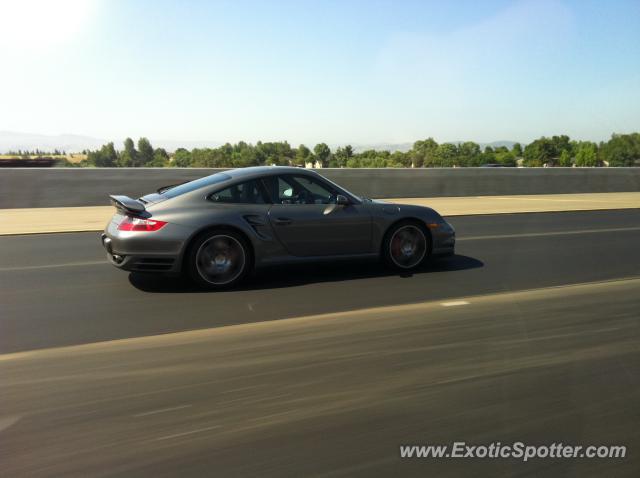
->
xmin=1 ymin=0 xmax=639 ymax=145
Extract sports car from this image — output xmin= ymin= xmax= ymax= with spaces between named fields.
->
xmin=101 ymin=166 xmax=455 ymax=289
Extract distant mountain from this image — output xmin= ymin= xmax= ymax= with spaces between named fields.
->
xmin=478 ymin=140 xmax=519 ymax=149
xmin=343 ymin=143 xmax=414 ymax=153
xmin=154 ymin=140 xmax=222 ymax=151
xmin=0 ymin=131 xmax=107 ymax=153
xmin=0 ymin=131 xmax=223 ymax=154
xmin=445 ymin=140 xmax=519 ymax=150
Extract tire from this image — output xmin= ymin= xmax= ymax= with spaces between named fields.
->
xmin=187 ymin=229 xmax=252 ymax=289
xmin=382 ymin=221 xmax=430 ymax=271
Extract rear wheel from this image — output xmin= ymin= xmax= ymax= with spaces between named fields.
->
xmin=382 ymin=221 xmax=430 ymax=270
xmin=187 ymin=230 xmax=251 ymax=289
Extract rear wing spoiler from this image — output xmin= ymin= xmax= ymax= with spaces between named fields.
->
xmin=109 ymin=195 xmax=146 ymax=214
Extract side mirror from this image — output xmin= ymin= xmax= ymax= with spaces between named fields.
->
xmin=336 ymin=194 xmax=350 ymax=206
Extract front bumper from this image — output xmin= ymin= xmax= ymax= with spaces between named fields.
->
xmin=431 ymin=220 xmax=456 ymax=256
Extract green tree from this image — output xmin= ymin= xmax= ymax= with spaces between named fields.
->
xmin=150 ymin=147 xmax=169 ymax=167
xmin=457 ymin=141 xmax=481 ymax=166
xmin=512 ymin=143 xmax=522 ymax=157
xmin=495 ymin=150 xmax=516 ymax=167
xmin=558 ymin=149 xmax=572 ymax=167
xmin=172 ymin=148 xmax=192 ymax=167
xmin=598 ymin=134 xmax=639 ymax=166
xmin=87 ymin=142 xmax=118 ymax=167
xmin=313 ymin=143 xmax=331 ymax=167
xmin=574 ymin=141 xmax=598 ymax=166
xmin=119 ymin=137 xmax=137 ymax=167
xmin=434 ymin=143 xmax=458 ymax=167
xmin=333 ymin=145 xmax=354 ymax=168
xmin=137 ymin=137 xmax=154 ymax=166
xmin=523 ymin=137 xmax=554 ymax=166
xmin=388 ymin=150 xmax=410 ymax=167
xmin=411 ymin=138 xmax=438 ymax=167
xmin=294 ymin=144 xmax=312 ymax=166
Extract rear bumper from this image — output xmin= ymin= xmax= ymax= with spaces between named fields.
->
xmin=101 ymin=233 xmax=181 ymax=273
xmin=101 ymin=212 xmax=191 ymax=274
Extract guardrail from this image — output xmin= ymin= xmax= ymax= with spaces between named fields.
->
xmin=1 ymin=167 xmax=639 ymax=208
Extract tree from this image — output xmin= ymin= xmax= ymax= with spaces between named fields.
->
xmin=495 ymin=150 xmax=516 ymax=167
xmin=172 ymin=148 xmax=192 ymax=167
xmin=522 ymin=136 xmax=573 ymax=167
xmin=119 ymin=137 xmax=137 ymax=167
xmin=313 ymin=143 xmax=331 ymax=167
xmin=59 ymin=132 xmax=640 ymax=169
xmin=295 ymin=144 xmax=312 ymax=166
xmin=256 ymin=141 xmax=294 ymax=166
xmin=574 ymin=141 xmax=598 ymax=166
xmin=150 ymin=148 xmax=169 ymax=167
xmin=87 ymin=142 xmax=118 ymax=167
xmin=558 ymin=149 xmax=572 ymax=167
xmin=389 ymin=150 xmax=410 ymax=167
xmin=137 ymin=137 xmax=154 ymax=167
xmin=523 ymin=137 xmax=554 ymax=166
xmin=598 ymin=134 xmax=639 ymax=166
xmin=512 ymin=143 xmax=523 ymax=157
xmin=411 ymin=138 xmax=438 ymax=167
xmin=457 ymin=141 xmax=481 ymax=166
xmin=433 ymin=143 xmax=458 ymax=167
xmin=480 ymin=146 xmax=496 ymax=165
xmin=333 ymin=145 xmax=354 ymax=168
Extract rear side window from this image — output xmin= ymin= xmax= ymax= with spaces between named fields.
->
xmin=210 ymin=179 xmax=267 ymax=204
xmin=161 ymin=172 xmax=231 ymax=198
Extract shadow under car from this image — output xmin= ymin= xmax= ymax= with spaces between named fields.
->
xmin=128 ymin=254 xmax=484 ymax=293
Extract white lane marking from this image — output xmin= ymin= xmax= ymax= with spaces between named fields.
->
xmin=153 ymin=425 xmax=221 ymax=441
xmin=0 ymin=415 xmax=21 ymax=433
xmin=459 ymin=226 xmax=640 ymax=242
xmin=134 ymin=404 xmax=193 ymax=417
xmin=0 ymin=260 xmax=106 ymax=272
xmin=441 ymin=301 xmax=469 ymax=307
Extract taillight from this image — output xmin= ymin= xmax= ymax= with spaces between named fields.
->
xmin=118 ymin=216 xmax=167 ymax=232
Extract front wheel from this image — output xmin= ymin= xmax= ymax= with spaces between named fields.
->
xmin=187 ymin=230 xmax=252 ymax=289
xmin=382 ymin=221 xmax=430 ymax=271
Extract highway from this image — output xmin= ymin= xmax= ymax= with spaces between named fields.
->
xmin=1 ymin=209 xmax=639 ymax=353
xmin=1 ymin=209 xmax=639 ymax=476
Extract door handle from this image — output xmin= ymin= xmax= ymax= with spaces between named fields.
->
xmin=274 ymin=217 xmax=292 ymax=226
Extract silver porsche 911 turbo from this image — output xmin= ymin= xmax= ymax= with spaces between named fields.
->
xmin=102 ymin=166 xmax=455 ymax=289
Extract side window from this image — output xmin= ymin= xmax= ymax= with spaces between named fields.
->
xmin=292 ymin=175 xmax=335 ymax=204
xmin=210 ymin=179 xmax=266 ymax=204
xmin=263 ymin=175 xmax=337 ymax=204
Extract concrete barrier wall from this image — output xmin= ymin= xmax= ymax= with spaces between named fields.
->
xmin=1 ymin=167 xmax=639 ymax=208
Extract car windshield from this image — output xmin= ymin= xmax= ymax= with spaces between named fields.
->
xmin=160 ymin=172 xmax=231 ymax=198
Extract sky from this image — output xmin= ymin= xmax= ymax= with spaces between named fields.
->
xmin=1 ymin=0 xmax=639 ymax=146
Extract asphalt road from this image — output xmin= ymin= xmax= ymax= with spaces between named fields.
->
xmin=1 ymin=209 xmax=639 ymax=477
xmin=1 ymin=209 xmax=639 ymax=354
xmin=1 ymin=276 xmax=639 ymax=477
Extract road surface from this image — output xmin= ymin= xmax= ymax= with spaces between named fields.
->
xmin=1 ymin=209 xmax=639 ymax=476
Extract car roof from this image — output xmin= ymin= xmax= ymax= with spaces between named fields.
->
xmin=224 ymin=166 xmax=317 ymax=180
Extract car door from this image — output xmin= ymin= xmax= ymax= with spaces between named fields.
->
xmin=264 ymin=174 xmax=372 ymax=256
